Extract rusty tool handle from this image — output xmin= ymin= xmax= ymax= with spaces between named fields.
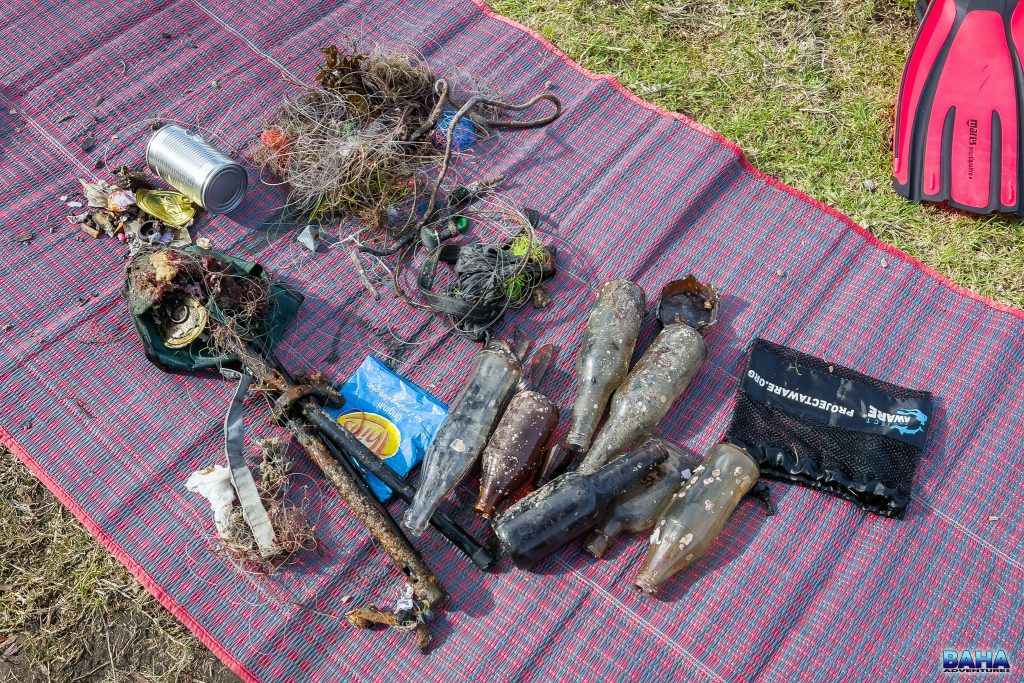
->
xmin=308 ymin=407 xmax=497 ymax=571
xmin=216 ymin=333 xmax=446 ymax=610
xmin=259 ymin=348 xmax=498 ymax=571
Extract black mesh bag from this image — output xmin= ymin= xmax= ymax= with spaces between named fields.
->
xmin=726 ymin=339 xmax=934 ymax=518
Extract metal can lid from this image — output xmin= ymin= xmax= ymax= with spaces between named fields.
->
xmin=202 ymin=163 xmax=248 ymax=214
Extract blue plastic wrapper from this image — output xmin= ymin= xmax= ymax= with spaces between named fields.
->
xmin=326 ymin=356 xmax=448 ymax=502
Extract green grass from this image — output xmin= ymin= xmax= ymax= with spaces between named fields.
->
xmin=0 ymin=449 xmax=239 ymax=682
xmin=493 ymin=0 xmax=1024 ymax=306
xmin=2 ymin=2 xmax=1022 ymax=679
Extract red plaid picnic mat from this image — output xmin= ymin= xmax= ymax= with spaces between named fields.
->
xmin=1 ymin=1 xmax=1021 ymax=680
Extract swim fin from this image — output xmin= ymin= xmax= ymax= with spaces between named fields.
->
xmin=892 ymin=0 xmax=1024 ymax=215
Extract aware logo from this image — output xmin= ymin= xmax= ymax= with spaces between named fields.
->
xmin=943 ymin=649 xmax=1011 ymax=674
xmin=864 ymin=405 xmax=928 ymax=436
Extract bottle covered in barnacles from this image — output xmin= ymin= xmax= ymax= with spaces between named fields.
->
xmin=475 ymin=390 xmax=559 ymax=519
xmin=633 ymin=442 xmax=759 ymax=595
xmin=402 ymin=342 xmax=522 ymax=537
xmin=578 ymin=323 xmax=707 ymax=474
xmin=566 ymin=279 xmax=646 ymax=453
xmin=536 ymin=280 xmax=646 ymax=483
xmin=582 ymin=438 xmax=695 ymax=559
xmin=492 ymin=439 xmax=668 ymax=568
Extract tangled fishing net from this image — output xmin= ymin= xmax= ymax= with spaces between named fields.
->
xmin=215 ymin=438 xmax=319 ymax=570
xmin=255 ymin=46 xmax=449 ymax=232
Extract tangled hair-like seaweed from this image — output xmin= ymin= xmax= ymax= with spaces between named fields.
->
xmin=214 ymin=438 xmax=319 ymax=571
xmin=255 ymin=46 xmax=447 ymax=232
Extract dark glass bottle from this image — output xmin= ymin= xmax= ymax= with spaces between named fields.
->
xmin=634 ymin=443 xmax=759 ymax=595
xmin=582 ymin=438 xmax=695 ymax=558
xmin=402 ymin=342 xmax=522 ymax=537
xmin=475 ymin=390 xmax=559 ymax=519
xmin=492 ymin=439 xmax=668 ymax=568
xmin=579 ymin=323 xmax=706 ymax=473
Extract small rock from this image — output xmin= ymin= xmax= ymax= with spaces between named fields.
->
xmin=49 ymin=225 xmax=56 ymax=233
xmin=13 ymin=231 xmax=33 ymax=243
xmin=93 ymin=158 xmax=105 ymax=170
xmin=56 ymin=112 xmax=74 ymax=123
xmin=545 ymin=80 xmax=554 ymax=89
xmin=776 ymin=268 xmax=786 ymax=277
xmin=60 ymin=195 xmax=68 ymax=201
xmin=210 ymin=80 xmax=220 ymax=89
xmin=151 ymin=120 xmax=164 ymax=130
xmin=296 ymin=224 xmax=320 ymax=251
xmin=880 ymin=257 xmax=888 ymax=269
xmin=80 ymin=135 xmax=95 ymax=152
xmin=863 ymin=179 xmax=877 ymax=192
xmin=196 ymin=236 xmax=213 ymax=249
xmin=94 ymin=95 xmax=105 ymax=107
xmin=988 ymin=515 xmax=1000 ymax=522
xmin=66 ymin=201 xmax=83 ymax=208
xmin=160 ymin=31 xmax=174 ymax=39
xmin=8 ymin=109 xmax=16 ymax=115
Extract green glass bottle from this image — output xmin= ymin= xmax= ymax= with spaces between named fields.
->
xmin=578 ymin=323 xmax=706 ymax=473
xmin=564 ymin=280 xmax=646 ymax=454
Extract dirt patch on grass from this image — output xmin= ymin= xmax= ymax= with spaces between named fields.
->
xmin=0 ymin=447 xmax=238 ymax=683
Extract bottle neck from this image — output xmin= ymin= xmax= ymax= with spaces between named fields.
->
xmin=590 ymin=440 xmax=667 ymax=496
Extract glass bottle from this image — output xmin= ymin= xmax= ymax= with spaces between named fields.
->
xmin=475 ymin=390 xmax=559 ymax=519
xmin=492 ymin=439 xmax=668 ymax=568
xmin=634 ymin=443 xmax=759 ymax=595
xmin=582 ymin=438 xmax=695 ymax=558
xmin=402 ymin=342 xmax=521 ymax=537
xmin=578 ymin=323 xmax=706 ymax=473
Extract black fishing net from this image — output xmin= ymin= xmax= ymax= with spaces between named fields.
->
xmin=727 ymin=339 xmax=934 ymax=518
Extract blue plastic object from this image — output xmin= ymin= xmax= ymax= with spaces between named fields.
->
xmin=434 ymin=109 xmax=477 ymax=151
xmin=326 ymin=356 xmax=448 ymax=502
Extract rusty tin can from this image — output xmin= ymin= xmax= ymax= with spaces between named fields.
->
xmin=146 ymin=125 xmax=247 ymax=214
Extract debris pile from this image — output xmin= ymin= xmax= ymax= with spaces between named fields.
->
xmin=254 ymin=46 xmax=448 ymax=231
xmin=210 ymin=437 xmax=319 ymax=569
xmin=69 ymin=167 xmax=197 ymax=247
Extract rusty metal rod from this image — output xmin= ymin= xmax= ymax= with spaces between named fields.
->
xmin=215 ymin=330 xmax=447 ymax=611
xmin=306 ymin=406 xmax=498 ymax=571
xmin=289 ymin=419 xmax=446 ymax=609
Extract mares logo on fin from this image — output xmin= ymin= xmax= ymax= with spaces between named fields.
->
xmin=864 ymin=405 xmax=928 ymax=436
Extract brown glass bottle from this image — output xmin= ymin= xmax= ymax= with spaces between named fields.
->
xmin=492 ymin=439 xmax=668 ymax=568
xmin=634 ymin=443 xmax=759 ymax=595
xmin=402 ymin=342 xmax=522 ymax=537
xmin=582 ymin=438 xmax=695 ymax=558
xmin=475 ymin=390 xmax=559 ymax=519
xmin=578 ymin=323 xmax=706 ymax=473
xmin=565 ymin=280 xmax=646 ymax=454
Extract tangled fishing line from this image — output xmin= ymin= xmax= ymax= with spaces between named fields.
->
xmin=255 ymin=45 xmax=563 ymax=340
